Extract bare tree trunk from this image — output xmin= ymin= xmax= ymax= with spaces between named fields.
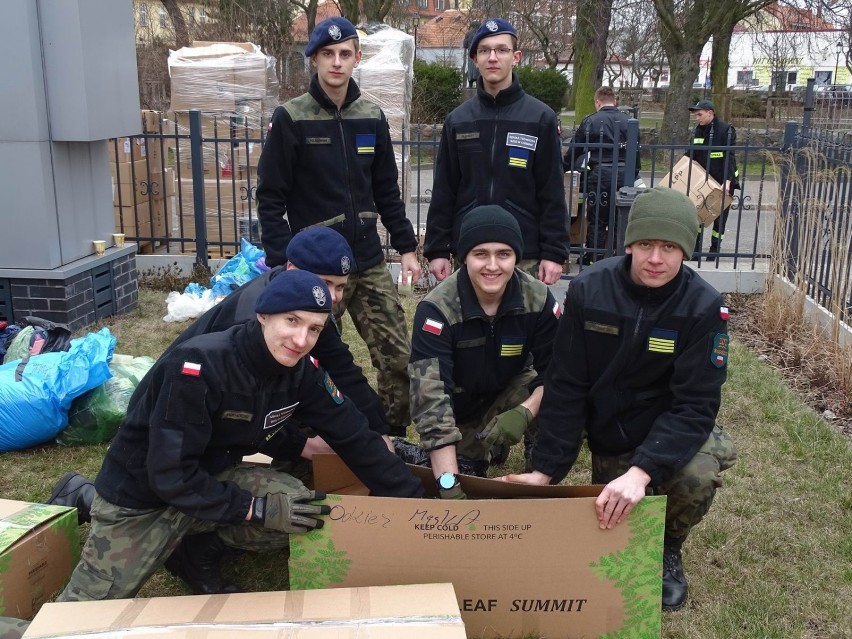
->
xmin=160 ymin=0 xmax=190 ymax=48
xmin=711 ymin=25 xmax=734 ymax=120
xmin=339 ymin=0 xmax=360 ymax=22
xmin=572 ymin=0 xmax=613 ymax=122
xmin=294 ymin=0 xmax=320 ymax=34
xmin=363 ymin=0 xmax=395 ymax=22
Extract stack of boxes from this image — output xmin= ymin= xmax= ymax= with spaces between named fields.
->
xmin=110 ymin=111 xmax=174 ymax=252
xmin=354 ymin=28 xmax=415 ymax=221
xmin=167 ymin=42 xmax=278 ymax=255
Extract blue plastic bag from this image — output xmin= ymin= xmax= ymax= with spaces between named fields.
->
xmin=0 ymin=328 xmax=116 ymax=451
xmin=209 ymin=238 xmax=265 ymax=298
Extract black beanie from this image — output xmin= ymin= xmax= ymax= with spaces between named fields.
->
xmin=457 ymin=205 xmax=524 ymax=261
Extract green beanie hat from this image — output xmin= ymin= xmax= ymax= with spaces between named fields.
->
xmin=624 ymin=187 xmax=699 ymax=257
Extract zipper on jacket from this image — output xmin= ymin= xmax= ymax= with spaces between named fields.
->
xmin=489 ymin=105 xmax=499 ymax=201
xmin=335 ymin=109 xmax=358 ymax=248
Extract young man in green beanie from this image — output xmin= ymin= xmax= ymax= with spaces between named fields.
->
xmin=501 ymin=187 xmax=737 ymax=611
xmin=408 ymin=205 xmax=559 ymax=492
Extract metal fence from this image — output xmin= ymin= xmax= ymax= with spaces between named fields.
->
xmin=775 ymin=79 xmax=852 ymax=323
xmin=113 ymin=110 xmax=782 ymax=273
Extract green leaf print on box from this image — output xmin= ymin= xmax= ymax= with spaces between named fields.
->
xmin=590 ymin=496 xmax=666 ymax=639
xmin=289 ymin=494 xmax=352 ymax=589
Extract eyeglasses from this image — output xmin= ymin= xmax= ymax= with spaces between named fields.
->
xmin=476 ymin=47 xmax=514 ymax=57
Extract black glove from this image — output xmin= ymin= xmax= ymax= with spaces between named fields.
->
xmin=249 ymin=490 xmax=330 ymax=533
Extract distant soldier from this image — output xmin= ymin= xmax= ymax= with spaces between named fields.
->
xmin=409 ymin=205 xmax=558 ymax=492
xmin=564 ymin=86 xmax=639 ymax=265
xmin=687 ymin=99 xmax=739 ymax=256
xmin=504 ymin=188 xmax=737 ymax=611
xmin=257 ymin=17 xmax=421 ymax=437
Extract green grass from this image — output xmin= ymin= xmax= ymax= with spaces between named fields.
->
xmin=2 ymin=288 xmax=851 ymax=637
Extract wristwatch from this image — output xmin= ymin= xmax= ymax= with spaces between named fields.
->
xmin=437 ymin=472 xmax=460 ymax=491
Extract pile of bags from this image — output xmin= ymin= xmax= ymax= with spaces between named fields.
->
xmin=0 ymin=317 xmax=154 ymax=451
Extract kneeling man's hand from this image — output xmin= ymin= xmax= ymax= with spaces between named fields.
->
xmin=249 ymin=490 xmax=331 ymax=533
xmin=478 ymin=406 xmax=532 ymax=447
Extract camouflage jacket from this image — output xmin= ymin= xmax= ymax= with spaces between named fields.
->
xmin=409 ymin=267 xmax=559 ymax=451
xmin=256 ymin=74 xmax=417 ymax=270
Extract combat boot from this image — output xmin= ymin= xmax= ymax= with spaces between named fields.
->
xmin=47 ymin=472 xmax=95 ymax=525
xmin=708 ymin=238 xmax=721 ymax=255
xmin=164 ymin=533 xmax=241 ymax=595
xmin=662 ymin=541 xmax=688 ymax=611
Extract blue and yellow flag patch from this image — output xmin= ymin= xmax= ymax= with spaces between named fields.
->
xmin=648 ymin=328 xmax=677 ymax=354
xmin=508 ymin=147 xmax=530 ymax=169
xmin=356 ymin=133 xmax=375 ymax=154
xmin=500 ymin=336 xmax=525 ymax=357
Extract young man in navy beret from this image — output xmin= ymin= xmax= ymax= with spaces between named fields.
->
xmin=257 ymin=17 xmax=420 ymax=440
xmin=55 ymin=270 xmax=423 ymax=603
xmin=424 ymin=17 xmax=568 ymax=286
xmin=48 ymin=228 xmax=399 ymax=594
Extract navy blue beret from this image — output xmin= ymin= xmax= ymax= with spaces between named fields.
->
xmin=469 ymin=18 xmax=517 ymax=58
xmin=305 ymin=17 xmax=359 ymax=57
xmin=255 ymin=270 xmax=332 ymax=315
xmin=287 ymin=227 xmax=356 ymax=276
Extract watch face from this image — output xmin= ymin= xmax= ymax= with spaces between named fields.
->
xmin=438 ymin=473 xmax=458 ymax=490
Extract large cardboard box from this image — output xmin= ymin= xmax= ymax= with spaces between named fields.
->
xmin=23 ymin=583 xmax=466 ymax=638
xmin=659 ymin=156 xmax=734 ymax=227
xmin=0 ymin=500 xmax=79 ymax=619
xmin=292 ymin=455 xmax=666 ymax=639
xmin=115 ymin=200 xmax=167 ymax=238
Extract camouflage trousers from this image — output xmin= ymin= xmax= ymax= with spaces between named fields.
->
xmin=57 ymin=465 xmax=307 ymax=602
xmin=336 ymin=261 xmax=410 ymax=433
xmin=592 ymin=426 xmax=737 ymax=543
xmin=0 ymin=618 xmax=28 ymax=639
xmin=454 ymin=367 xmax=537 ymax=471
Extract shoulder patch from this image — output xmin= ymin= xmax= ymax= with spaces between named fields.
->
xmin=323 ymin=371 xmax=344 ymax=404
xmin=720 ymin=306 xmax=730 ymax=320
xmin=309 ymin=356 xmax=320 ymax=368
xmin=422 ymin=318 xmax=444 ymax=335
xmin=181 ymin=361 xmax=201 ymax=377
xmin=552 ymin=301 xmax=562 ymax=319
xmin=711 ymin=333 xmax=729 ymax=368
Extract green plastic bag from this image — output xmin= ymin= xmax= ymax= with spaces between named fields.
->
xmin=57 ymin=354 xmax=155 ymax=446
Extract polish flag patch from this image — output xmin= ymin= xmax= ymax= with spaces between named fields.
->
xmin=720 ymin=306 xmax=730 ymax=320
xmin=309 ymin=356 xmax=320 ymax=368
xmin=552 ymin=301 xmax=562 ymax=319
xmin=422 ymin=318 xmax=444 ymax=335
xmin=181 ymin=361 xmax=201 ymax=377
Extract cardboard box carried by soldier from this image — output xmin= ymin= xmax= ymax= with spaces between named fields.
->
xmin=659 ymin=156 xmax=733 ymax=227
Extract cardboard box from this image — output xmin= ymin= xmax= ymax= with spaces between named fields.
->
xmin=115 ymin=200 xmax=167 ymax=238
xmin=23 ymin=583 xmax=466 ymax=638
xmin=0 ymin=500 xmax=79 ymax=619
xmin=292 ymin=455 xmax=666 ymax=639
xmin=569 ymin=213 xmax=586 ymax=245
xmin=107 ymin=136 xmax=146 ymax=163
xmin=659 ymin=156 xmax=733 ymax=227
xmin=110 ymin=160 xmax=150 ymax=206
xmin=564 ymin=170 xmax=582 ymax=218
